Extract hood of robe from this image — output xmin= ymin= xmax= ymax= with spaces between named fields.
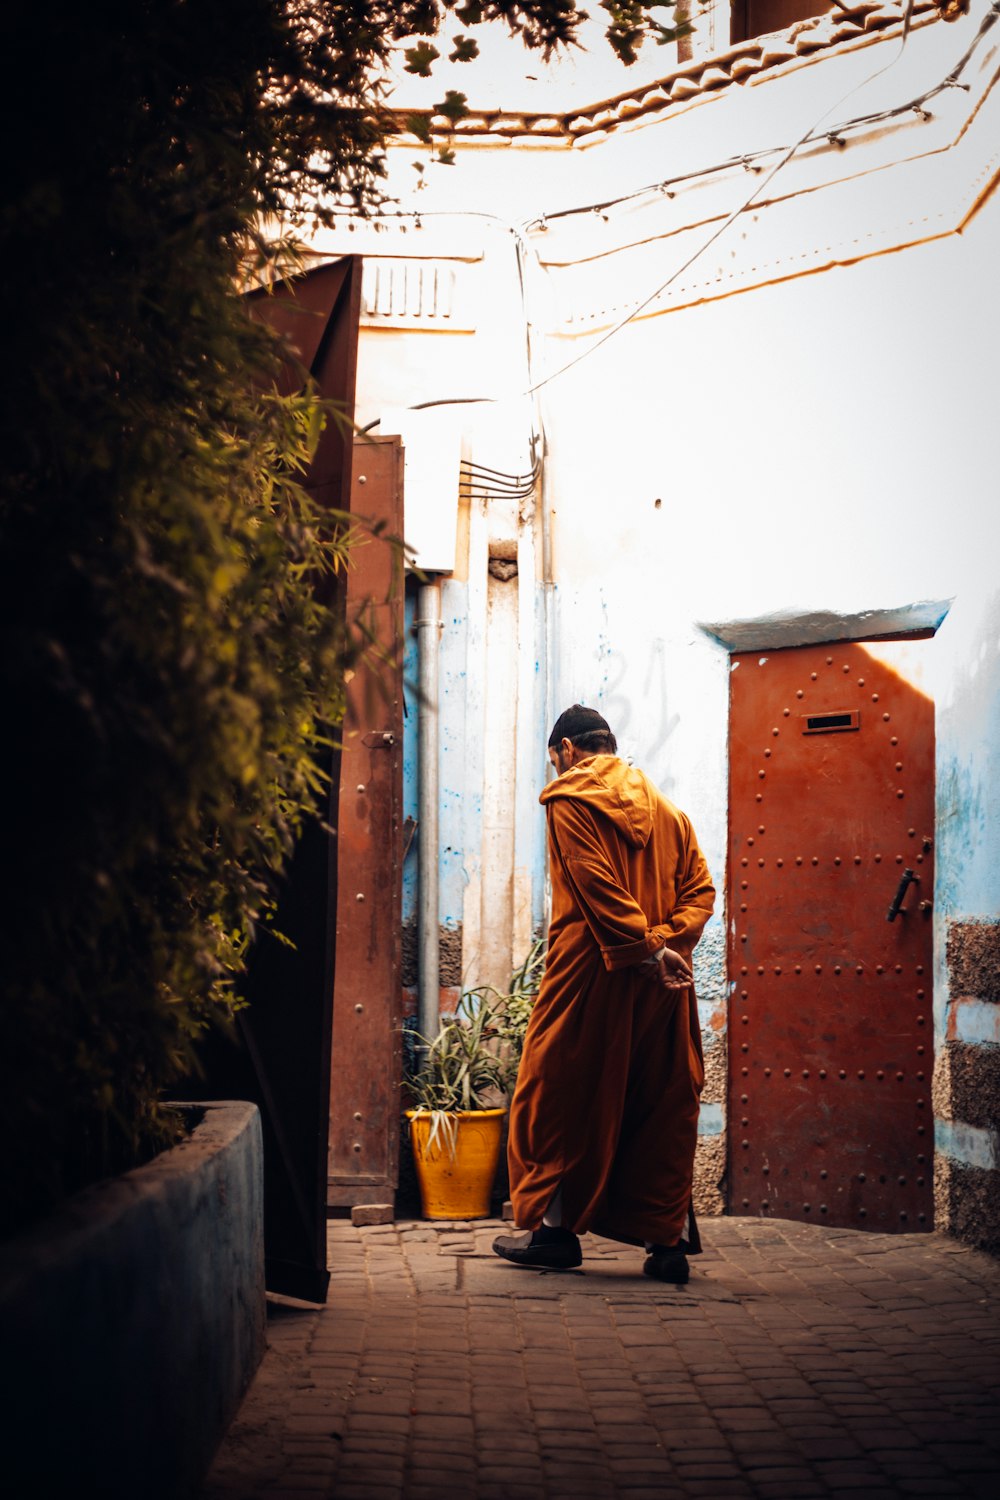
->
xmin=539 ymin=753 xmax=655 ymax=849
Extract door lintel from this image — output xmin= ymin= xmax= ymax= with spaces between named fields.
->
xmin=698 ymin=599 xmax=951 ymax=654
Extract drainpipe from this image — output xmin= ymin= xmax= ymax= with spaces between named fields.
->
xmin=540 ymin=437 xmax=555 ymax=755
xmin=416 ymin=578 xmax=443 ymax=1050
xmin=539 ymin=440 xmax=555 ymax=924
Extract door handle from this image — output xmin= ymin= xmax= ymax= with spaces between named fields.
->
xmin=887 ymin=868 xmax=918 ymax=922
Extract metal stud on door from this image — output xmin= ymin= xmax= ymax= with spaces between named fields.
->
xmin=727 ymin=642 xmax=934 ymax=1232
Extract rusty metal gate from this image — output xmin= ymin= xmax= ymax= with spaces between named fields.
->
xmin=327 ymin=436 xmax=405 ymax=1208
xmin=727 ymin=640 xmax=935 ymax=1232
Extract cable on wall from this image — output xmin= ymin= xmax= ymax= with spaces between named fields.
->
xmin=459 ymin=459 xmax=540 ymax=504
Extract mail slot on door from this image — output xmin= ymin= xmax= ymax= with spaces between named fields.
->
xmin=802 ymin=710 xmax=861 ymax=734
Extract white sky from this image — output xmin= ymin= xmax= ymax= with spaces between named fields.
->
xmin=382 ymin=11 xmax=690 ymax=114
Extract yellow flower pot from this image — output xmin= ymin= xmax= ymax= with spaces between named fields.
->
xmin=406 ymin=1108 xmax=505 ymax=1220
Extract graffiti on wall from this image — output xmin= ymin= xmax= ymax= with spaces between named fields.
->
xmin=596 ymin=636 xmax=681 ymax=792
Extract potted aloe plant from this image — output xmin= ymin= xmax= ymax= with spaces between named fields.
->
xmin=404 ymin=944 xmax=545 ymax=1220
xmin=405 ymin=988 xmax=507 ymax=1220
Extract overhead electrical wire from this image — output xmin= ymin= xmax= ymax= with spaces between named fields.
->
xmin=522 ymin=0 xmax=987 ymax=231
xmin=519 ymin=0 xmax=934 ymax=397
xmin=329 ymin=0 xmax=997 ymax=417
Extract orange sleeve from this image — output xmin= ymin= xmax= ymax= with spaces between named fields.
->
xmin=647 ymin=834 xmax=715 ymax=956
xmin=599 ymin=833 xmax=715 ymax=970
xmin=549 ymin=800 xmax=714 ymax=971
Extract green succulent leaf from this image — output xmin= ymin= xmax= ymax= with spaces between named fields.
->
xmin=653 ymin=19 xmax=694 ymax=44
xmin=405 ymin=112 xmax=434 ymax=145
xmin=404 ymin=943 xmax=546 ymax=1115
xmin=436 ymin=89 xmax=471 ymax=123
xmin=450 ymin=33 xmax=480 ymax=63
xmin=404 ymin=40 xmax=440 ymax=76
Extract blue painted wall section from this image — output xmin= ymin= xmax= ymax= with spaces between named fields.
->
xmin=935 ymin=585 xmax=1000 ymax=933
xmin=402 ymin=578 xmax=474 ymax=933
xmin=401 ymin=584 xmax=419 ymax=927
xmin=530 ymin=580 xmax=551 ymax=938
xmin=931 ymin=581 xmax=1000 ymax=1249
xmin=439 ymin=578 xmax=472 ymax=930
xmin=935 ymin=1119 xmax=998 ymax=1172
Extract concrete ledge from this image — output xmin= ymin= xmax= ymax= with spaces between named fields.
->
xmin=694 ymin=1133 xmax=727 ymax=1217
xmin=0 ymin=1101 xmax=265 ymax=1499
xmin=698 ymin=599 xmax=951 ymax=651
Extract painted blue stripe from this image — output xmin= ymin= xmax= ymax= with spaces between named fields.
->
xmin=948 ymin=1000 xmax=1000 ymax=1046
xmin=935 ymin=1118 xmax=998 ymax=1171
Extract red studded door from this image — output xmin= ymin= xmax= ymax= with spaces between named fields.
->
xmin=728 ymin=641 xmax=935 ymax=1232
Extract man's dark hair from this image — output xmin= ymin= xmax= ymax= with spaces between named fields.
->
xmin=569 ymin=726 xmax=618 ymax=755
xmin=548 ymin=704 xmax=617 ymax=755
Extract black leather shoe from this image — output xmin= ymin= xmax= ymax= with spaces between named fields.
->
xmin=643 ymin=1244 xmax=689 ymax=1283
xmin=492 ymin=1228 xmax=583 ymax=1270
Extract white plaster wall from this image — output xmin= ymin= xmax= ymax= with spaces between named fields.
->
xmin=322 ymin=5 xmax=999 ymax=1099
xmin=544 ymin=205 xmax=1000 ymax=616
xmin=934 ymin=590 xmax=1000 ymax=926
xmin=533 ymin=209 xmax=995 ymax=920
xmin=363 ymin=6 xmax=975 ymax=258
xmin=931 ymin=580 xmax=1000 ymax=1049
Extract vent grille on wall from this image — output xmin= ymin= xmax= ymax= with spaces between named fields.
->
xmin=361 ymin=260 xmax=475 ymax=329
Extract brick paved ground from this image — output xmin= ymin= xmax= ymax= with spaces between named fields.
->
xmin=202 ymin=1217 xmax=1000 ymax=1500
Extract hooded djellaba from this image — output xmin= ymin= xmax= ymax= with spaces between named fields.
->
xmin=506 ymin=705 xmax=716 ymax=1261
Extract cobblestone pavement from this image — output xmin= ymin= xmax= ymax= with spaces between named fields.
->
xmin=203 ymin=1217 xmax=1000 ymax=1500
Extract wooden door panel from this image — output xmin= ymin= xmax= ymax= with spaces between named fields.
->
xmin=728 ymin=641 xmax=934 ymax=1232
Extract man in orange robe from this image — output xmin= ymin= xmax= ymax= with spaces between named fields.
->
xmin=493 ymin=705 xmax=715 ymax=1281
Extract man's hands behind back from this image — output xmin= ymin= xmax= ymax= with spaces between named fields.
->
xmin=655 ymin=946 xmax=693 ymax=992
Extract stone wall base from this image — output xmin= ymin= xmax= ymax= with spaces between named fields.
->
xmin=935 ymin=1155 xmax=1000 ymax=1255
xmin=694 ymin=1133 xmax=727 ymax=1217
xmin=938 ymin=920 xmax=1000 ymax=1255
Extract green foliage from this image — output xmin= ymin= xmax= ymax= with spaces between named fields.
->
xmin=472 ymin=939 xmax=547 ymax=1093
xmin=398 ymin=2 xmax=688 ymax=166
xmin=450 ymin=34 xmax=482 ymax=62
xmin=405 ymin=990 xmax=509 ymax=1116
xmin=437 ymin=90 xmax=474 ymax=124
xmin=405 ymin=941 xmax=546 ymax=1140
xmin=0 ymin=0 xmax=673 ymax=1234
xmin=598 ymin=2 xmax=693 ymax=65
xmin=0 ymin=1 xmax=375 ymax=1233
xmin=406 ymin=115 xmax=436 ymax=146
xmin=406 ymin=41 xmax=443 ymax=75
